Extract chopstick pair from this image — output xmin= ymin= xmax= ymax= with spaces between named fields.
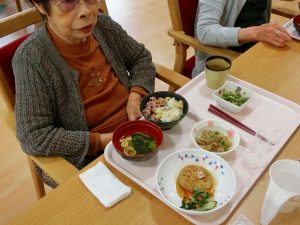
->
xmin=208 ymin=104 xmax=274 ymax=145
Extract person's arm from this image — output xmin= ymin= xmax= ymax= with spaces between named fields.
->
xmin=89 ymin=133 xmax=113 ymax=155
xmin=13 ymin=43 xmax=90 ymax=166
xmin=99 ymin=15 xmax=156 ymax=93
xmin=238 ymin=23 xmax=292 ymax=47
xmin=196 ymin=0 xmax=291 ymax=48
xmin=195 ymin=0 xmax=240 ymax=47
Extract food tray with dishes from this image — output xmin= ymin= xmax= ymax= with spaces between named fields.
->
xmin=104 ymin=72 xmax=300 ymax=225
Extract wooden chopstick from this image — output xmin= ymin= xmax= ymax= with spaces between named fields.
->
xmin=208 ymin=104 xmax=256 ymax=136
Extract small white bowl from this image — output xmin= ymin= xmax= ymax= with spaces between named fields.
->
xmin=213 ymin=81 xmax=254 ymax=113
xmin=156 ymin=149 xmax=236 ymax=216
xmin=191 ymin=119 xmax=240 ymax=156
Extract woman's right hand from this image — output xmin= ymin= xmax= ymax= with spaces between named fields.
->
xmin=256 ymin=23 xmax=292 ymax=47
xmin=239 ymin=23 xmax=292 ymax=47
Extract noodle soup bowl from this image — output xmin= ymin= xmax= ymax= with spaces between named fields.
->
xmin=156 ymin=149 xmax=236 ymax=216
xmin=140 ymin=91 xmax=189 ymax=130
xmin=112 ymin=120 xmax=163 ymax=161
xmin=191 ymin=119 xmax=240 ymax=157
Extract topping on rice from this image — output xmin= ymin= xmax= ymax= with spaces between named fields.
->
xmin=143 ymin=97 xmax=184 ymax=122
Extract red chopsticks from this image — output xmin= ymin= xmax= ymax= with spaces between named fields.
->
xmin=208 ymin=104 xmax=256 ymax=136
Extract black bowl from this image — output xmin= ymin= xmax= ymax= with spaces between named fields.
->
xmin=293 ymin=15 xmax=300 ymax=35
xmin=140 ymin=91 xmax=189 ymax=130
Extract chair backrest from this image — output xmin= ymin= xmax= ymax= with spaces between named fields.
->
xmin=0 ymin=1 xmax=108 ymax=111
xmin=178 ymin=0 xmax=198 ymax=37
xmin=0 ymin=8 xmax=42 ymax=111
xmin=168 ymin=0 xmax=198 ymax=37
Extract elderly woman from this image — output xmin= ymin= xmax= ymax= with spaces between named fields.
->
xmin=192 ymin=0 xmax=292 ymax=76
xmin=13 ymin=0 xmax=156 ymax=187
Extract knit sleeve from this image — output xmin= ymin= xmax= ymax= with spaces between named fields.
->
xmin=13 ymin=40 xmax=90 ymax=167
xmin=99 ymin=15 xmax=156 ymax=93
xmin=130 ymin=86 xmax=149 ymax=97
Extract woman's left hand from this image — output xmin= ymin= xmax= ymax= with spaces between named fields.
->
xmin=126 ymin=92 xmax=143 ymax=120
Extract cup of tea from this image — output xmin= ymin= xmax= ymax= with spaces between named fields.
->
xmin=205 ymin=55 xmax=231 ymax=89
xmin=260 ymin=159 xmax=300 ymax=225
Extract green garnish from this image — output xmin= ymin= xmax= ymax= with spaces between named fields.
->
xmin=180 ymin=188 xmax=217 ymax=211
xmin=131 ymin=133 xmax=157 ymax=154
xmin=218 ymin=87 xmax=249 ymax=106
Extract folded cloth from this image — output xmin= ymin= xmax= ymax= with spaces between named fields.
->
xmin=79 ymin=162 xmax=131 ymax=208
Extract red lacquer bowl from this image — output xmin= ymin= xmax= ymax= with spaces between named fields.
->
xmin=293 ymin=15 xmax=300 ymax=34
xmin=112 ymin=120 xmax=163 ymax=161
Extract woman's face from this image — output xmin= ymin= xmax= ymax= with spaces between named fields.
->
xmin=36 ymin=0 xmax=99 ymax=44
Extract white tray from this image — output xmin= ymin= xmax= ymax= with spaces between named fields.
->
xmin=104 ymin=73 xmax=300 ymax=225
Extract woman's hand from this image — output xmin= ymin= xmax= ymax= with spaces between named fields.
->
xmin=239 ymin=23 xmax=292 ymax=47
xmin=126 ymin=92 xmax=143 ymax=120
xmin=256 ymin=23 xmax=292 ymax=47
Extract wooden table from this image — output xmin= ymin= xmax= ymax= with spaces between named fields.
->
xmin=224 ymin=23 xmax=300 ymax=225
xmin=6 ymin=18 xmax=300 ymax=225
xmin=272 ymin=0 xmax=300 ymax=18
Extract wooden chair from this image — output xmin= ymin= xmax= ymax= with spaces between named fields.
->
xmin=15 ymin=0 xmax=22 ymax=12
xmin=0 ymin=1 xmax=189 ymax=199
xmin=167 ymin=0 xmax=241 ymax=78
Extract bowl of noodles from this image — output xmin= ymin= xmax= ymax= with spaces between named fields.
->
xmin=112 ymin=120 xmax=163 ymax=161
xmin=156 ymin=149 xmax=236 ymax=216
xmin=191 ymin=119 xmax=240 ymax=156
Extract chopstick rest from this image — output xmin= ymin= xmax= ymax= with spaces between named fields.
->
xmin=79 ymin=162 xmax=131 ymax=208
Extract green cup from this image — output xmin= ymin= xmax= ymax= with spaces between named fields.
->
xmin=205 ymin=56 xmax=231 ymax=89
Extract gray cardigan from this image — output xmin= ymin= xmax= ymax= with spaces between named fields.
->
xmin=192 ymin=0 xmax=272 ymax=76
xmin=13 ymin=14 xmax=156 ymax=168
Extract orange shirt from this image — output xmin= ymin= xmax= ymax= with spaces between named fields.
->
xmin=48 ymin=27 xmax=147 ymax=154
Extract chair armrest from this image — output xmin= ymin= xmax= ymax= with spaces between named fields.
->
xmin=168 ymin=29 xmax=241 ymax=60
xmin=0 ymin=8 xmax=42 ymax=38
xmin=155 ymin=63 xmax=190 ymax=90
xmin=29 ymin=156 xmax=79 ymax=185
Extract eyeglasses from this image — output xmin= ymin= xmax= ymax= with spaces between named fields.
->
xmin=52 ymin=0 xmax=98 ymax=12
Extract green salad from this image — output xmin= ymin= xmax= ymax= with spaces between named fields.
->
xmin=180 ymin=188 xmax=217 ymax=211
xmin=218 ymin=87 xmax=249 ymax=107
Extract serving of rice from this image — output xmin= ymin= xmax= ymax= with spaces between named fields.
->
xmin=143 ymin=97 xmax=184 ymax=122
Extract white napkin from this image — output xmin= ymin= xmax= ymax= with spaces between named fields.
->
xmin=79 ymin=162 xmax=131 ymax=208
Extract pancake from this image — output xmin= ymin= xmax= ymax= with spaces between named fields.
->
xmin=177 ymin=165 xmax=213 ymax=193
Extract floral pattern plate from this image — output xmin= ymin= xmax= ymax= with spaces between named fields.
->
xmin=156 ymin=149 xmax=236 ymax=216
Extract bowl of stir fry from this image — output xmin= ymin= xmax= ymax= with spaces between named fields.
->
xmin=156 ymin=149 xmax=236 ymax=216
xmin=213 ymin=81 xmax=255 ymax=113
xmin=112 ymin=120 xmax=163 ymax=161
xmin=191 ymin=119 xmax=240 ymax=156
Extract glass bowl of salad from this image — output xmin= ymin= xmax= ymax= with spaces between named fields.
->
xmin=156 ymin=149 xmax=236 ymax=216
xmin=213 ymin=81 xmax=255 ymax=113
xmin=140 ymin=91 xmax=189 ymax=130
xmin=112 ymin=120 xmax=163 ymax=161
